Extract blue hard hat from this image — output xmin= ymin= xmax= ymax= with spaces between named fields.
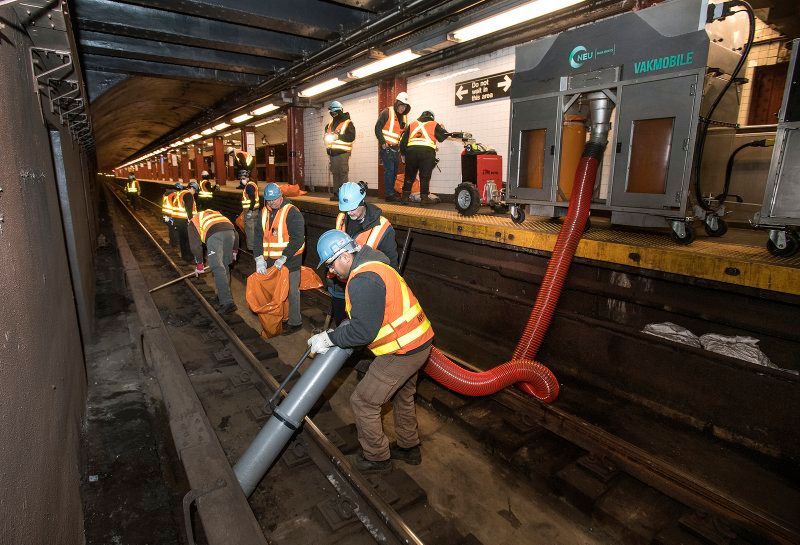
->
xmin=338 ymin=181 xmax=366 ymax=212
xmin=188 ymin=180 xmax=199 ymax=190
xmin=328 ymin=101 xmax=343 ymax=112
xmin=174 ymin=182 xmax=183 ymax=189
xmin=263 ymin=182 xmax=282 ymax=201
xmin=317 ymin=229 xmax=356 ymax=268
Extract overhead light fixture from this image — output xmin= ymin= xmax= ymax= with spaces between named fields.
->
xmin=299 ymin=77 xmax=346 ymax=98
xmin=449 ymin=0 xmax=585 ymax=42
xmin=251 ymin=103 xmax=278 ymax=116
xmin=231 ymin=113 xmax=253 ymax=124
xmin=349 ymin=49 xmax=420 ymax=79
xmin=171 ymin=141 xmax=182 ymax=147
xmin=201 ymin=128 xmax=214 ymax=135
xmin=213 ymin=122 xmax=230 ymax=131
xmin=189 ymin=134 xmax=202 ymax=140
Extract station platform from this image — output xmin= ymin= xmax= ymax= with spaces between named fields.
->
xmin=133 ymin=179 xmax=800 ymax=296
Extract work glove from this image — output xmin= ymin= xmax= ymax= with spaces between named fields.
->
xmin=245 ymin=210 xmax=254 ymax=219
xmin=194 ymin=263 xmax=205 ymax=276
xmin=163 ymin=215 xmax=169 ymax=223
xmin=307 ymin=331 xmax=334 ymax=355
xmin=231 ymin=249 xmax=238 ymax=263
xmin=274 ymin=255 xmax=287 ymax=270
xmin=255 ymin=255 xmax=268 ymax=274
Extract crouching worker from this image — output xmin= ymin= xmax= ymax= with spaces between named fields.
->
xmin=308 ymin=230 xmax=433 ymax=471
xmin=189 ymin=209 xmax=239 ymax=314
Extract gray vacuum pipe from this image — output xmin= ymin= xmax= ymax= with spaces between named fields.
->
xmin=234 ymin=345 xmax=353 ymax=496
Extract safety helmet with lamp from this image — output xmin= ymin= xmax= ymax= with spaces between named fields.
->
xmin=338 ymin=181 xmax=366 ymax=212
xmin=263 ymin=182 xmax=282 ymax=202
xmin=316 ymin=230 xmax=356 ymax=268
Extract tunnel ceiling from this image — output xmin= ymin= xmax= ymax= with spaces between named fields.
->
xmin=71 ymin=0 xmax=391 ymax=169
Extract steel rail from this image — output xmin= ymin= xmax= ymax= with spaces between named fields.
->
xmin=108 ymin=184 xmax=425 ymax=545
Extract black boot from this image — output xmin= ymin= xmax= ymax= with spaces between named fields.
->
xmin=390 ymin=442 xmax=421 ymax=465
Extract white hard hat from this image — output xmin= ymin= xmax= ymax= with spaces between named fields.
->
xmin=395 ymin=92 xmax=409 ymax=105
xmin=201 ymin=170 xmax=209 ymax=176
xmin=226 ymin=146 xmax=235 ymax=154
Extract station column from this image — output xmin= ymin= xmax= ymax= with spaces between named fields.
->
xmin=287 ymin=106 xmax=304 ymax=188
xmin=194 ymin=144 xmax=205 ymax=178
xmin=213 ymin=136 xmax=227 ymax=186
xmin=179 ymin=147 xmax=191 ymax=182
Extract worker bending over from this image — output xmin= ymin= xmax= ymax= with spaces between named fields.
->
xmin=374 ymin=92 xmax=410 ymax=203
xmin=309 ymin=231 xmax=434 ymax=471
xmin=399 ymin=110 xmax=449 ymax=206
xmin=125 ymin=173 xmax=140 ymax=210
xmin=324 ymin=101 xmax=356 ymax=201
xmin=189 ymin=209 xmax=239 ymax=314
xmin=254 ymin=183 xmax=306 ymax=335
xmin=196 ymin=170 xmax=217 ymax=209
xmin=239 ymin=170 xmax=260 ymax=252
xmin=329 ymin=181 xmax=398 ymax=325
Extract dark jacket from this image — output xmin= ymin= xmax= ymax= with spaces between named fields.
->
xmin=325 ymin=112 xmax=356 ymax=156
xmin=182 ymin=191 xmax=196 ymax=220
xmin=252 ymin=198 xmax=305 ymax=271
xmin=188 ymin=220 xmax=239 ymax=264
xmin=342 ymin=203 xmax=398 ymax=269
xmin=240 ymin=182 xmax=258 ymax=211
xmin=329 ymin=245 xmax=433 ymax=354
xmin=399 ymin=113 xmax=449 ymax=154
xmin=374 ymin=103 xmax=408 ymax=148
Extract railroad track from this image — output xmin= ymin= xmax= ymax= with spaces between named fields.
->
xmin=118 ymin=184 xmax=799 ymax=545
xmin=107 ymin=187 xmax=480 ymax=545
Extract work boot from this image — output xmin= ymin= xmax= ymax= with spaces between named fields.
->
xmin=281 ymin=322 xmax=302 ymax=335
xmin=218 ymin=303 xmax=237 ymax=315
xmin=419 ymin=195 xmax=435 ymax=207
xmin=347 ymin=452 xmax=392 ymax=473
xmin=390 ymin=442 xmax=421 ymax=465
xmin=400 ymin=192 xmax=411 ymax=205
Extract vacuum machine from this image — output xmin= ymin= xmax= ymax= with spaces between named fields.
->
xmin=505 ymin=0 xmax=751 ymax=243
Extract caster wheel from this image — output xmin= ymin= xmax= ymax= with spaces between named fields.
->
xmin=510 ymin=205 xmax=526 ymax=224
xmin=671 ymin=223 xmax=695 ymax=245
xmin=704 ymin=216 xmax=728 ymax=237
xmin=454 ymin=182 xmax=481 ymax=216
xmin=766 ymin=231 xmax=799 ymax=257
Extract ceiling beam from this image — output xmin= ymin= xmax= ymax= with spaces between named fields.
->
xmin=326 ymin=0 xmax=394 ymax=11
xmin=73 ymin=0 xmax=322 ymax=59
xmin=81 ymin=54 xmax=262 ymax=86
xmin=114 ymin=0 xmax=369 ymax=40
xmin=79 ymin=31 xmax=288 ymax=76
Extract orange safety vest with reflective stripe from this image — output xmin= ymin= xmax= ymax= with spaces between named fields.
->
xmin=345 ymin=261 xmax=433 ymax=356
xmin=261 ymin=204 xmax=305 ymax=259
xmin=126 ymin=179 xmax=140 ymax=194
xmin=162 ymin=193 xmax=173 ymax=216
xmin=381 ymin=107 xmax=406 ymax=146
xmin=407 ymin=120 xmax=438 ymax=150
xmin=190 ymin=210 xmax=231 ymax=243
xmin=241 ymin=181 xmax=260 ymax=209
xmin=170 ymin=190 xmax=197 ymax=219
xmin=336 ymin=212 xmax=391 ymax=249
xmin=235 ymin=151 xmax=255 ymax=169
xmin=325 ymin=119 xmax=353 ymax=152
xmin=198 ymin=179 xmax=213 ymax=199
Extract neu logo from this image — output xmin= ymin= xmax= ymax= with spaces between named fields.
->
xmin=569 ymin=45 xmax=593 ymax=69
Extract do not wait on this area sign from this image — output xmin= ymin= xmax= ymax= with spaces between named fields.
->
xmin=455 ymin=71 xmax=514 ymax=106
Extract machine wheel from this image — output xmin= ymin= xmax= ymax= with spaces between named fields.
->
xmin=454 ymin=183 xmax=481 ymax=216
xmin=704 ymin=216 xmax=728 ymax=237
xmin=670 ymin=222 xmax=695 ymax=245
xmin=766 ymin=230 xmax=799 ymax=258
xmin=510 ymin=205 xmax=526 ymax=224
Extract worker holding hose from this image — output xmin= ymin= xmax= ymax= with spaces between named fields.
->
xmin=188 ymin=209 xmax=239 ymax=314
xmin=253 ymin=183 xmax=306 ymax=335
xmin=309 ymin=230 xmax=434 ymax=472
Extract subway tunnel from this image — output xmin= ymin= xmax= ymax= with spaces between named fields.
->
xmin=2 ymin=0 xmax=800 ymax=544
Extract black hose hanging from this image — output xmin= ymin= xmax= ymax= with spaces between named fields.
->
xmin=715 ymin=138 xmax=772 ymax=205
xmin=693 ymin=1 xmax=756 ymax=212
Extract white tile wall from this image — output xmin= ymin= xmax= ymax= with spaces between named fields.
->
xmin=304 ymin=86 xmax=379 ymax=189
xmin=406 ymin=47 xmax=515 ymax=196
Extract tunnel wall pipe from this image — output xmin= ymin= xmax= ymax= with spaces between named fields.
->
xmin=423 ymin=93 xmax=612 ymax=403
xmin=234 ymin=346 xmax=353 ymax=496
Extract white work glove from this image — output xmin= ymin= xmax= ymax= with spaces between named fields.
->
xmin=255 ymin=255 xmax=268 ymax=274
xmin=274 ymin=255 xmax=287 ymax=270
xmin=245 ymin=210 xmax=254 ymax=219
xmin=307 ymin=331 xmax=334 ymax=355
xmin=162 ymin=215 xmax=169 ymax=223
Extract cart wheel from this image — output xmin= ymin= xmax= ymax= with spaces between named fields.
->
xmin=510 ymin=205 xmax=526 ymax=224
xmin=703 ymin=216 xmax=728 ymax=237
xmin=766 ymin=230 xmax=799 ymax=258
xmin=670 ymin=222 xmax=695 ymax=245
xmin=454 ymin=182 xmax=481 ymax=216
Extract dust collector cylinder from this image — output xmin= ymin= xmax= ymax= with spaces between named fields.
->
xmin=558 ymin=115 xmax=588 ymax=200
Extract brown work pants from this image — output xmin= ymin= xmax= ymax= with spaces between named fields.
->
xmin=350 ymin=346 xmax=431 ymax=462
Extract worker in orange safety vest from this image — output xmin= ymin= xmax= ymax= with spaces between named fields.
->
xmin=309 ymin=229 xmax=434 ymax=472
xmin=188 ymin=209 xmax=239 ymax=314
xmin=399 ymin=110 xmax=450 ymax=206
xmin=324 ymin=101 xmax=356 ymax=201
xmin=374 ymin=92 xmax=410 ymax=203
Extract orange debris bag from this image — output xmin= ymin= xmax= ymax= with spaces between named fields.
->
xmin=394 ymin=173 xmax=420 ymax=195
xmin=245 ymin=266 xmax=323 ymax=338
xmin=277 ymin=183 xmax=308 ymax=197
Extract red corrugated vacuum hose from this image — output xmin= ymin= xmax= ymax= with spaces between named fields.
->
xmin=422 ymin=146 xmax=603 ymax=403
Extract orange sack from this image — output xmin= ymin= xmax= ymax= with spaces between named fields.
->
xmin=245 ymin=266 xmax=322 ymax=338
xmin=394 ymin=174 xmax=420 ymax=195
xmin=277 ymin=183 xmax=308 ymax=197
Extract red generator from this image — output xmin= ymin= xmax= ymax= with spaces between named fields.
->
xmin=453 ymin=139 xmax=506 ymax=216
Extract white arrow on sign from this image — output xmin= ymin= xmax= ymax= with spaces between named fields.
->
xmin=456 ymin=85 xmax=468 ymax=101
xmin=497 ymin=74 xmax=512 ymax=93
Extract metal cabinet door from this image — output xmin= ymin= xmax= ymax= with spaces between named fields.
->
xmin=610 ymin=75 xmax=698 ymax=210
xmin=508 ymin=96 xmax=559 ymax=203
